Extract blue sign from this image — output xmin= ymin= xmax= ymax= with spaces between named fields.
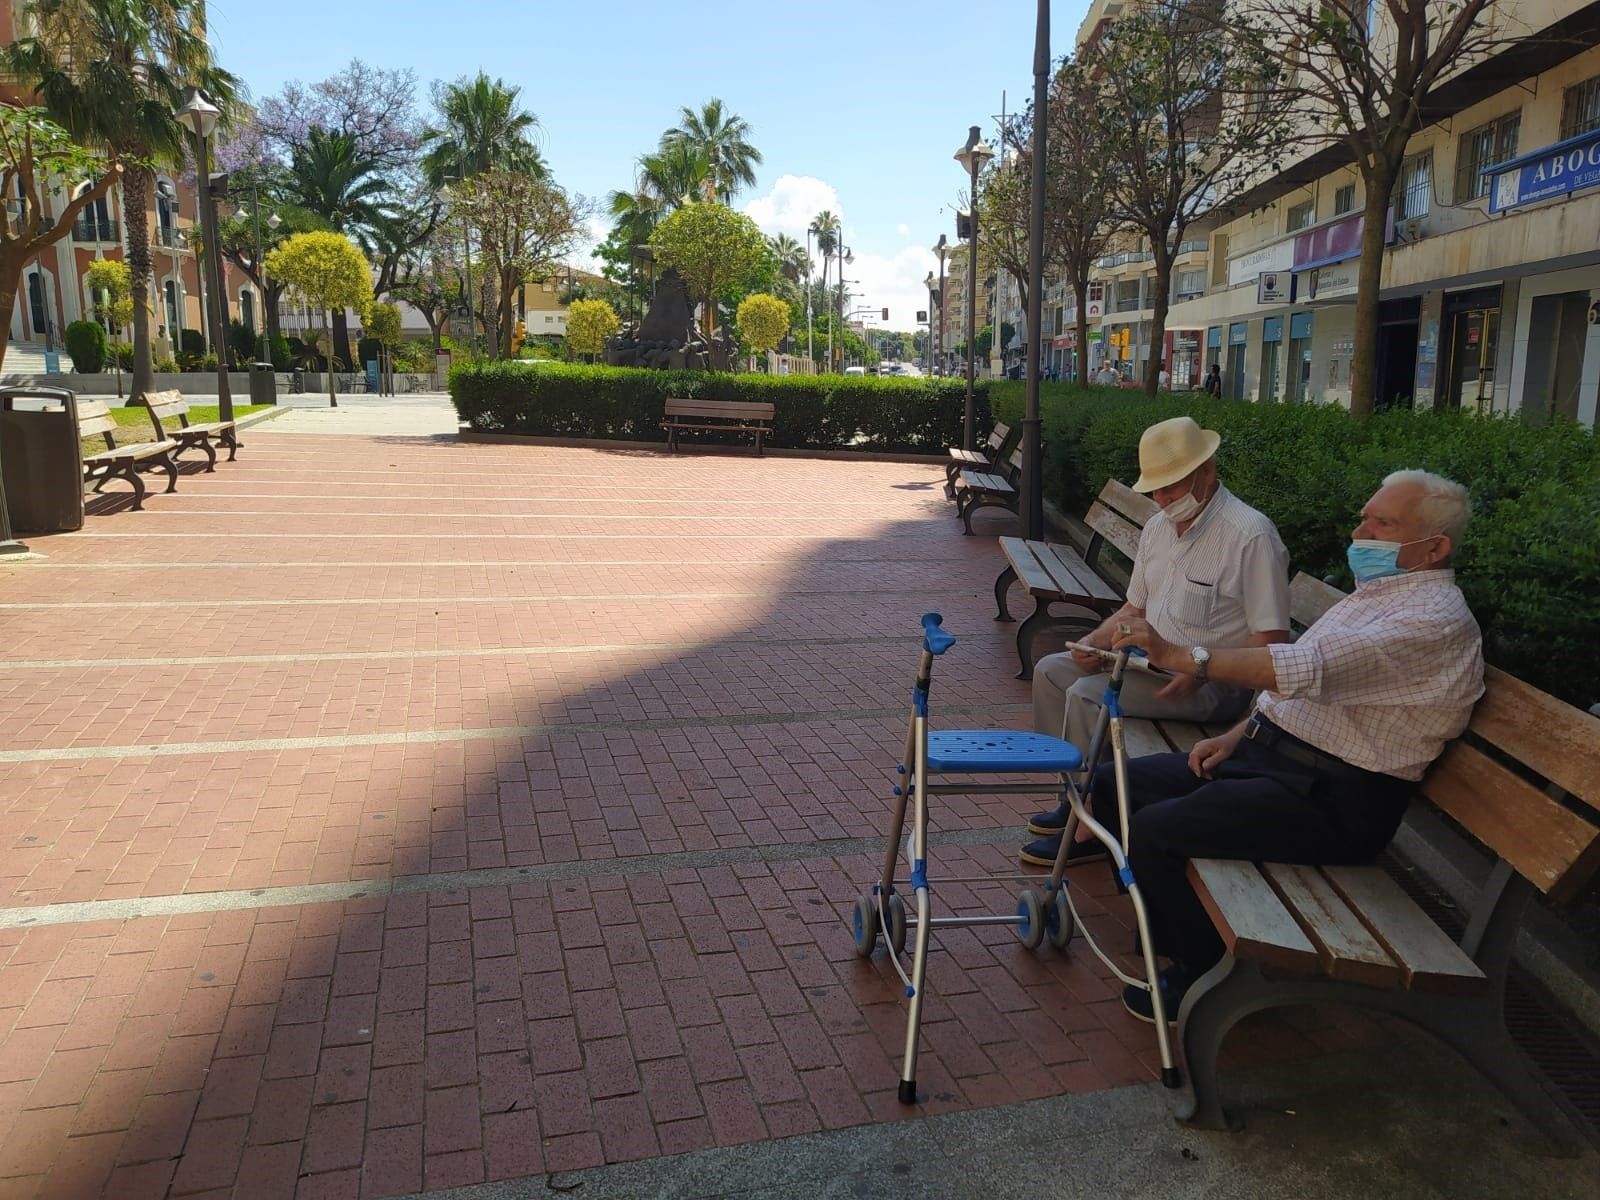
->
xmin=365 ymin=360 xmax=379 ymax=392
xmin=1487 ymin=126 xmax=1600 ymax=213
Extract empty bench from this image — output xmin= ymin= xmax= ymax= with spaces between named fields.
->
xmin=1144 ymin=575 xmax=1599 ymax=1150
xmin=78 ymin=399 xmax=179 ymax=510
xmin=945 ymin=421 xmax=1014 ymax=489
xmin=952 ymin=448 xmax=1024 ymax=535
xmin=137 ymin=389 xmax=240 ymax=470
xmin=661 ymin=398 xmax=775 ymax=455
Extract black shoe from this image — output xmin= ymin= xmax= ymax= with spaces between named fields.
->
xmin=1121 ymin=969 xmax=1191 ymax=1025
xmin=1019 ymin=832 xmax=1110 ymax=869
xmin=1025 ymin=800 xmax=1069 ymax=836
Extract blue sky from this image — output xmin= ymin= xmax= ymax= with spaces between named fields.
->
xmin=209 ymin=0 xmax=1091 ymax=331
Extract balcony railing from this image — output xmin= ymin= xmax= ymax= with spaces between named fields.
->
xmin=73 ymin=218 xmax=119 ymax=243
xmin=155 ymin=226 xmax=182 ymax=249
xmin=1176 ymin=238 xmax=1207 ymax=255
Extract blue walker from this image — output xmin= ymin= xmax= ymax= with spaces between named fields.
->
xmin=852 ymin=613 xmax=1182 ymax=1102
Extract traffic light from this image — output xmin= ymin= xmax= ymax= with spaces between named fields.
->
xmin=956 ymin=209 xmax=972 ymax=240
xmin=881 ymin=307 xmax=889 ymax=322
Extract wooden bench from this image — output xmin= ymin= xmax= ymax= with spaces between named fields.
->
xmin=661 ymin=398 xmax=775 ymax=455
xmin=993 ymin=479 xmax=1158 ymax=676
xmin=79 ymin=399 xmax=179 ymax=510
xmin=1155 ymin=575 xmax=1600 ymax=1151
xmin=136 ymin=389 xmax=239 ymax=470
xmin=945 ymin=421 xmax=1015 ymax=488
xmin=952 ymin=448 xmax=1024 ymax=535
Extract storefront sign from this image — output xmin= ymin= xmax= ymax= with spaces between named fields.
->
xmin=1302 ymin=260 xmax=1359 ymax=301
xmin=1257 ymin=272 xmax=1293 ymax=305
xmin=1488 ymin=126 xmax=1600 ymax=213
xmin=1051 ymin=333 xmax=1075 ymax=349
xmin=1229 ymin=237 xmax=1295 ymax=287
xmin=1086 ymin=282 xmax=1104 ymax=319
xmin=1292 ymin=209 xmax=1392 ymax=271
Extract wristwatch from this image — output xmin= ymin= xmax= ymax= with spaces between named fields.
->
xmin=1189 ymin=645 xmax=1212 ymax=682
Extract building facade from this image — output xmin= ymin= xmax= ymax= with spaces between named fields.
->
xmin=1058 ymin=0 xmax=1600 ymax=427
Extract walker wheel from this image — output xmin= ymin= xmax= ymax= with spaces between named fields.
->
xmin=852 ymin=895 xmax=879 ymax=957
xmin=1046 ymin=887 xmax=1075 ymax=951
xmin=885 ymin=893 xmax=907 ymax=956
xmin=1015 ymin=887 xmax=1046 ymax=950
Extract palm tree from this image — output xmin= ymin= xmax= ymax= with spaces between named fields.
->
xmin=6 ymin=0 xmax=239 ymax=399
xmin=809 ymin=208 xmax=840 ymax=301
xmin=661 ymin=99 xmax=761 ymax=202
xmin=284 ymin=129 xmax=392 ymax=367
xmin=638 ymin=143 xmax=711 ymax=212
xmin=768 ymin=234 xmax=808 ymax=285
xmin=421 ymin=72 xmax=543 ymax=188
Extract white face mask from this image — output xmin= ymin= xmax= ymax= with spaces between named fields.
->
xmin=1161 ymin=480 xmax=1207 ymax=524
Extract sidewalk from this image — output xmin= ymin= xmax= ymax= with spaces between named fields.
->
xmin=0 ymin=420 xmax=1593 ymax=1198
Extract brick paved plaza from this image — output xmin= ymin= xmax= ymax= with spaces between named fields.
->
xmin=0 ymin=422 xmax=1410 ymax=1198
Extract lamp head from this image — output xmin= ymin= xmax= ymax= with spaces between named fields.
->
xmin=925 ymin=271 xmax=935 ymax=289
xmin=267 ymin=212 xmax=282 ymax=230
xmin=954 ymin=126 xmax=994 ymax=176
xmin=175 ymin=87 xmax=220 ymax=140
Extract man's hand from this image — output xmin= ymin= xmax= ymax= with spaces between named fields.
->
xmin=1070 ymin=644 xmax=1107 ymax=673
xmin=1187 ymin=722 xmax=1247 ymax=779
xmin=1109 ymin=617 xmax=1179 ymax=672
xmin=1154 ymin=672 xmax=1204 ymax=701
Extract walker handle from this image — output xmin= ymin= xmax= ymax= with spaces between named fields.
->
xmin=920 ymin=612 xmax=956 ymax=656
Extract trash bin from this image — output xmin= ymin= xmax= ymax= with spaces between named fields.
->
xmin=0 ymin=386 xmax=85 ymax=533
xmin=249 ymin=362 xmax=278 ymax=405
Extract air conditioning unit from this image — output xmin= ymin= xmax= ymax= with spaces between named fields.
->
xmin=1397 ymin=217 xmax=1424 ymax=243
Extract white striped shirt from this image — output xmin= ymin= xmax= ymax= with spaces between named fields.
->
xmin=1258 ymin=569 xmax=1484 ymax=781
xmin=1127 ymin=486 xmax=1290 ymax=648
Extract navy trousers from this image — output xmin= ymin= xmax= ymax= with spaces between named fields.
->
xmin=1089 ymin=738 xmax=1412 ymax=978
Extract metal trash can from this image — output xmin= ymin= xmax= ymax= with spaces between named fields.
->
xmin=249 ymin=362 xmax=278 ymax=405
xmin=0 ymin=386 xmax=85 ymax=534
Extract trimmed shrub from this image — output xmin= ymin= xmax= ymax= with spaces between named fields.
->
xmin=268 ymin=334 xmax=292 ymax=371
xmin=178 ymin=328 xmax=206 ymax=369
xmin=450 ymin=362 xmax=990 ymax=455
xmin=64 ymin=320 xmax=108 ymax=373
xmin=989 ymin=381 xmax=1600 ymax=709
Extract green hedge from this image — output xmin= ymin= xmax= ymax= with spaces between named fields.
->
xmin=990 ymin=382 xmax=1600 ymax=710
xmin=450 ymin=362 xmax=992 ymax=455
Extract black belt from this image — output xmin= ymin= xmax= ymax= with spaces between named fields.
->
xmin=1242 ymin=715 xmax=1372 ymax=783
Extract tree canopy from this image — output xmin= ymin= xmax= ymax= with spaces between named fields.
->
xmin=649 ymin=203 xmax=768 ymax=332
xmin=566 ymin=298 xmax=620 ymax=359
xmin=265 ymin=231 xmax=374 ymax=405
xmin=736 ymin=294 xmax=791 ymax=356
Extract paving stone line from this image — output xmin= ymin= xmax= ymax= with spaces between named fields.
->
xmin=0 ymin=631 xmax=1014 ymax=671
xmin=0 ymin=701 xmax=1029 ymax=763
xmin=0 ymin=586 xmax=970 ymax=610
xmin=0 ymin=825 xmax=1022 ymax=929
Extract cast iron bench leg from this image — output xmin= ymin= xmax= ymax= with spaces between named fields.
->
xmin=994 ymin=565 xmax=1018 ymax=622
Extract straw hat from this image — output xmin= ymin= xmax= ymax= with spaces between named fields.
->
xmin=1132 ymin=416 xmax=1221 ymax=493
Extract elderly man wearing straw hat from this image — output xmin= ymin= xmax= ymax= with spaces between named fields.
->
xmin=1020 ymin=415 xmax=1290 ymax=867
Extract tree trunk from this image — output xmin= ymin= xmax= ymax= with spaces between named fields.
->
xmin=264 ymin=282 xmax=282 ymax=361
xmin=498 ymin=268 xmax=515 ymax=357
xmin=1073 ymin=277 xmax=1090 ymax=385
xmin=1144 ymin=239 xmax=1174 ymax=395
xmin=1348 ymin=170 xmax=1398 ymax=417
xmin=324 ymin=311 xmax=337 ymax=407
xmin=122 ymin=166 xmax=156 ymax=399
xmin=0 ymin=267 xmax=19 ymax=374
xmin=332 ymin=308 xmax=353 ymax=371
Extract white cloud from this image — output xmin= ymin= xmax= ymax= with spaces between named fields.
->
xmin=896 ymin=223 xmax=911 ymax=237
xmin=741 ymin=175 xmax=841 ymax=240
xmin=832 ymin=245 xmax=940 ymax=337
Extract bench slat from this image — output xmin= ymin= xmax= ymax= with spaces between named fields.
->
xmin=1153 ymin=719 xmax=1208 ymax=754
xmin=959 ymin=472 xmax=1013 ymax=494
xmin=1117 ymin=719 xmax=1173 ymax=759
xmin=1422 ymin=741 xmax=1600 ymax=905
xmin=1470 ymin=667 xmax=1600 ymax=817
xmin=998 ymin=538 xmax=1064 ymax=599
xmin=1288 ymin=573 xmax=1343 ymax=627
xmin=1084 ymin=501 xmax=1141 ymax=561
xmin=1041 ymin=545 xmax=1122 ymax=603
xmin=1099 ymin=478 xmax=1159 ymax=524
xmin=1321 ymin=866 xmax=1488 ymax=994
xmin=663 ymin=400 xmax=774 ymax=419
xmin=1261 ymin=863 xmax=1403 ymax=989
xmin=1188 ymin=858 xmax=1320 ymax=973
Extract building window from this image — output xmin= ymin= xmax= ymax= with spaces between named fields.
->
xmin=1175 ymin=269 xmax=1206 ymax=302
xmin=1333 ymin=183 xmax=1356 ymax=215
xmin=1561 ymin=73 xmax=1600 ymax=140
xmin=1394 ymin=151 xmax=1433 ymax=220
xmin=1286 ymin=200 xmax=1314 ymax=231
xmin=1455 ymin=111 xmax=1519 ymax=203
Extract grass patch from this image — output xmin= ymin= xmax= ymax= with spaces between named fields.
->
xmin=82 ymin=404 xmax=272 ymax=456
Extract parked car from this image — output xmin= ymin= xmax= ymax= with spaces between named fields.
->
xmin=844 ymin=365 xmax=866 ymax=376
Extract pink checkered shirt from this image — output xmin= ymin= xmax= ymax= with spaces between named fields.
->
xmin=1256 ymin=569 xmax=1484 ymax=781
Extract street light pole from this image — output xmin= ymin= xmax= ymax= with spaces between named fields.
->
xmin=805 ymin=224 xmax=815 ymax=368
xmin=1021 ymin=0 xmax=1050 ymax=543
xmin=176 ymin=88 xmax=233 ymax=422
xmin=934 ymin=234 xmax=947 ymax=376
xmin=955 ymin=127 xmax=994 ymax=450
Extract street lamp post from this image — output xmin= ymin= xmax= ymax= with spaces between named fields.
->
xmin=175 ymin=87 xmax=233 ymax=422
xmin=805 ymin=224 xmax=816 ymax=369
xmin=1021 ymin=0 xmax=1050 ymax=543
xmin=934 ymin=234 xmax=947 ymax=376
xmin=924 ymin=271 xmax=936 ymax=372
xmin=835 ymin=244 xmax=852 ymax=371
xmin=954 ymin=126 xmax=994 ymax=450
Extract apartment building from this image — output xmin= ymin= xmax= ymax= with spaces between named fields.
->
xmin=1062 ymin=0 xmax=1600 ymax=426
xmin=2 ymin=0 xmax=250 ymax=367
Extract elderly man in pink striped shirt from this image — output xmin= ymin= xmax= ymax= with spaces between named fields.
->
xmin=1101 ymin=469 xmax=1485 ymax=1024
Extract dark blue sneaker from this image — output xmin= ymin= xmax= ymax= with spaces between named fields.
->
xmin=1025 ymin=800 xmax=1069 ymax=836
xmin=1121 ymin=968 xmax=1191 ymax=1025
xmin=1019 ymin=832 xmax=1109 ymax=868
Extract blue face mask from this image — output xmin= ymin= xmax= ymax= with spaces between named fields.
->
xmin=1347 ymin=537 xmax=1433 ymax=584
